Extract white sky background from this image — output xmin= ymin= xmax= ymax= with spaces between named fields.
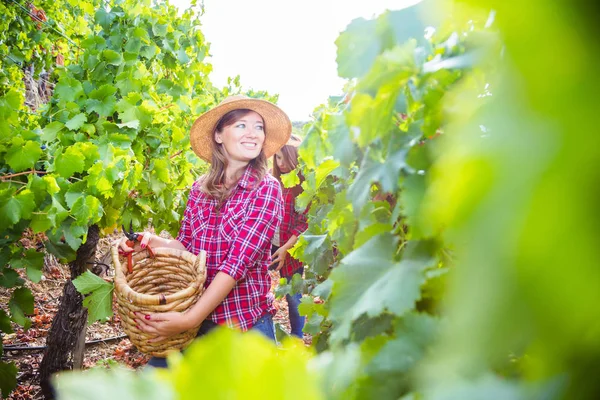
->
xmin=171 ymin=0 xmax=417 ymax=121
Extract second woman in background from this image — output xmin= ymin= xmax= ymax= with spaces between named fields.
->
xmin=271 ymin=134 xmax=307 ymax=339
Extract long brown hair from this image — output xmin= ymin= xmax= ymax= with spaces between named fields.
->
xmin=273 ymin=134 xmax=303 ymax=198
xmin=201 ymin=109 xmax=268 ymax=206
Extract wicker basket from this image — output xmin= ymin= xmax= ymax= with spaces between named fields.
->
xmin=111 ymin=246 xmax=207 ymax=357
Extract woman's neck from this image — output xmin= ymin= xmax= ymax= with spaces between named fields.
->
xmin=224 ymin=160 xmax=249 ymax=187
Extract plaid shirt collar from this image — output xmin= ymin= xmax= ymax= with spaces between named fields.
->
xmin=237 ymin=164 xmax=258 ymax=190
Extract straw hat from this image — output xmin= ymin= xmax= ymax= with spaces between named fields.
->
xmin=190 ymin=95 xmax=292 ymax=162
xmin=285 ymin=134 xmax=302 ymax=148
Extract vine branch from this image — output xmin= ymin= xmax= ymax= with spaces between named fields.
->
xmin=0 ymin=170 xmax=46 ymax=179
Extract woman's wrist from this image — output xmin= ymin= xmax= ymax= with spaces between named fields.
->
xmin=182 ymin=309 xmax=202 ymax=330
xmin=283 ymin=235 xmax=298 ymax=250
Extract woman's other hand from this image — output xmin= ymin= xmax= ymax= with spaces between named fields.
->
xmin=270 ymin=245 xmax=288 ymax=272
xmin=134 ymin=311 xmax=196 ymax=343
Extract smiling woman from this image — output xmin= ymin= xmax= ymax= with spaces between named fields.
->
xmin=118 ymin=95 xmax=292 ymax=368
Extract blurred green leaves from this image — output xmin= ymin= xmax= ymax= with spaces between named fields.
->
xmin=54 ymin=328 xmax=323 ymax=400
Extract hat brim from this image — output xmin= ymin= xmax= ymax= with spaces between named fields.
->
xmin=190 ymin=98 xmax=292 ymax=163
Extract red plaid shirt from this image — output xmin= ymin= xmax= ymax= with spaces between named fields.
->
xmin=177 ymin=166 xmax=283 ymax=331
xmin=278 ymin=186 xmax=308 ymax=278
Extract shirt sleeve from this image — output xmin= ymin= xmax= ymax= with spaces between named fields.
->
xmin=218 ymin=178 xmax=284 ymax=281
xmin=291 ymin=204 xmax=308 ymax=237
xmin=176 ymin=181 xmax=200 ymax=251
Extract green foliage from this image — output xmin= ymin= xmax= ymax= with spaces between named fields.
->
xmin=53 ymin=367 xmax=174 ymax=400
xmin=54 ymin=328 xmax=323 ymax=400
xmin=288 ymin=3 xmax=490 ymax=398
xmin=328 ymin=234 xmax=431 ymax=344
xmin=414 ymin=1 xmax=600 ymax=398
xmin=288 ymin=1 xmax=600 ymax=399
xmin=10 ymin=248 xmax=45 ymax=282
xmin=8 ymin=286 xmax=34 ymax=330
xmin=0 ymin=360 xmax=18 ymax=399
xmin=72 ymin=270 xmax=114 ymax=324
xmin=0 ymin=309 xmax=13 ymax=334
xmin=281 ymin=169 xmax=300 ymax=188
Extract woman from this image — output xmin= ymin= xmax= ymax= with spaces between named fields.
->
xmin=270 ymin=134 xmax=308 ymax=338
xmin=119 ymin=95 xmax=291 ymax=367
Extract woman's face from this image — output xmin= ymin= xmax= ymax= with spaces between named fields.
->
xmin=216 ymin=111 xmax=265 ymax=164
xmin=275 ymin=150 xmax=290 ymax=173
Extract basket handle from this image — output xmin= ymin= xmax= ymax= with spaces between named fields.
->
xmin=112 ymin=246 xmax=207 ymax=306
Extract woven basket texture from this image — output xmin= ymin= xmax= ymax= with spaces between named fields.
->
xmin=112 ymin=245 xmax=207 ymax=357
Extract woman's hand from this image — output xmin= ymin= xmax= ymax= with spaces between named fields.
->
xmin=270 ymin=245 xmax=288 ymax=272
xmin=134 ymin=311 xmax=196 ymax=343
xmin=117 ymin=232 xmax=153 ymax=254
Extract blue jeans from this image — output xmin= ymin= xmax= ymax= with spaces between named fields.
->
xmin=147 ymin=314 xmax=275 ymax=368
xmin=286 ymin=292 xmax=305 ymax=338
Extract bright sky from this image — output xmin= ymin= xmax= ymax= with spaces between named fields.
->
xmin=172 ymin=0 xmax=416 ymax=121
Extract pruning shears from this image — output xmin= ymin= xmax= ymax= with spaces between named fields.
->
xmin=121 ymin=222 xmax=155 ymax=274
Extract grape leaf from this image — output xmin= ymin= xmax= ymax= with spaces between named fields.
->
xmin=336 ymin=16 xmax=383 ymax=79
xmin=356 ymin=42 xmax=418 ymax=95
xmin=87 ymin=161 xmax=117 ymax=198
xmin=347 ymin=147 xmax=409 ymax=215
xmin=0 ymin=361 xmax=18 ymax=399
xmin=152 ymin=23 xmax=168 ymax=37
xmin=0 ymin=190 xmax=36 ymax=228
xmin=62 ymin=222 xmax=88 ymax=250
xmin=0 ymin=268 xmax=22 ymax=289
xmin=47 ymin=196 xmax=69 ymax=227
xmin=54 ymin=147 xmax=86 ymax=178
xmin=5 ymin=140 xmax=42 ymax=172
xmin=328 ymin=234 xmax=426 ymax=342
xmin=44 ymin=231 xmax=77 ymax=263
xmin=42 ymin=175 xmax=61 ymax=195
xmin=71 ymin=195 xmax=103 ymax=225
xmin=323 ymin=112 xmax=356 ymax=167
xmin=65 ymin=181 xmax=87 ymax=208
xmin=30 ymin=212 xmax=53 ymax=233
xmin=10 ymin=249 xmax=44 ymax=283
xmin=54 ymin=75 xmax=84 ymax=102
xmin=2 ymin=89 xmax=21 ymax=109
xmin=304 ymin=313 xmax=325 ymax=335
xmin=9 ymin=287 xmax=34 ymax=329
xmin=115 ymin=70 xmax=142 ymax=96
xmin=95 ymin=8 xmax=116 ymax=31
xmin=0 ymin=309 xmax=13 ymax=333
xmin=65 ymin=113 xmax=88 ymax=131
xmin=312 ymin=279 xmax=333 ymax=300
xmin=365 ymin=313 xmax=438 ymax=376
xmin=27 ymin=174 xmax=48 ymax=204
xmin=102 ymin=49 xmax=123 ymax=66
xmin=41 ymin=121 xmax=65 ymax=142
xmin=72 ymin=270 xmax=113 ymax=324
xmin=86 ymin=84 xmax=117 ymax=117
xmin=298 ymin=125 xmax=328 ymax=171
xmin=281 ymin=169 xmax=300 ymax=188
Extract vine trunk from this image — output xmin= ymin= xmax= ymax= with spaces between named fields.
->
xmin=39 ymin=224 xmax=100 ymax=399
